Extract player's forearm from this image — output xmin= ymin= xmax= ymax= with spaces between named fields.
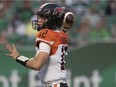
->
xmin=26 ymin=53 xmax=49 ymax=70
xmin=26 ymin=58 xmax=42 ymax=70
xmin=15 ymin=52 xmax=49 ymax=71
xmin=16 ymin=55 xmax=41 ymax=70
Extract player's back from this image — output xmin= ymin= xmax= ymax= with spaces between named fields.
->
xmin=35 ymin=29 xmax=68 ymax=83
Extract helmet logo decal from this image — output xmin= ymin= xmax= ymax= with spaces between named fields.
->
xmin=56 ymin=7 xmax=63 ymax=13
xmin=53 ymin=7 xmax=63 ymax=18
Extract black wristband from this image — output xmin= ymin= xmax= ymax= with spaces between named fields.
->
xmin=15 ymin=55 xmax=21 ymax=59
xmin=16 ymin=55 xmax=29 ymax=67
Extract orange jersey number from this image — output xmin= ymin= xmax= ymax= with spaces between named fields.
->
xmin=39 ymin=30 xmax=48 ymax=38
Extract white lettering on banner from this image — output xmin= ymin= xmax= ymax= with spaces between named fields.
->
xmin=0 ymin=69 xmax=105 ymax=87
xmin=91 ymin=70 xmax=102 ymax=87
xmin=0 ymin=76 xmax=9 ymax=87
xmin=73 ymin=70 xmax=102 ymax=87
xmin=74 ymin=76 xmax=90 ymax=87
xmin=0 ymin=69 xmax=21 ymax=87
xmin=10 ymin=70 xmax=21 ymax=87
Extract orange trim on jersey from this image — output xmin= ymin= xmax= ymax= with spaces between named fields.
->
xmin=36 ymin=40 xmax=51 ymax=47
xmin=36 ymin=38 xmax=54 ymax=45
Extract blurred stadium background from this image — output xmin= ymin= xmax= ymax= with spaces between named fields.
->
xmin=0 ymin=0 xmax=116 ymax=87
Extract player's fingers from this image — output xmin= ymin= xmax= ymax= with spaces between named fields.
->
xmin=6 ymin=45 xmax=13 ymax=52
xmin=12 ymin=43 xmax=16 ymax=51
xmin=6 ymin=54 xmax=12 ymax=57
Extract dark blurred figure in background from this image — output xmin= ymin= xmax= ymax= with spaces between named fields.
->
xmin=105 ymin=0 xmax=116 ymax=16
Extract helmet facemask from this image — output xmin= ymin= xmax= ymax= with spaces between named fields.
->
xmin=32 ymin=15 xmax=48 ymax=31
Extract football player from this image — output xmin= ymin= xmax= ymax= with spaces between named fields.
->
xmin=6 ymin=3 xmax=75 ymax=87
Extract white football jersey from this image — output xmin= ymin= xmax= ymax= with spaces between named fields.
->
xmin=35 ymin=29 xmax=68 ymax=83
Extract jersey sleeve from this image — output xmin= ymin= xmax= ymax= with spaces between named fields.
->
xmin=36 ymin=29 xmax=55 ymax=46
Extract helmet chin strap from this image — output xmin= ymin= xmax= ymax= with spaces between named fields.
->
xmin=37 ymin=24 xmax=46 ymax=31
xmin=37 ymin=26 xmax=42 ymax=31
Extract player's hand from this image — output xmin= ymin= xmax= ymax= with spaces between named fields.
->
xmin=6 ymin=43 xmax=20 ymax=60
